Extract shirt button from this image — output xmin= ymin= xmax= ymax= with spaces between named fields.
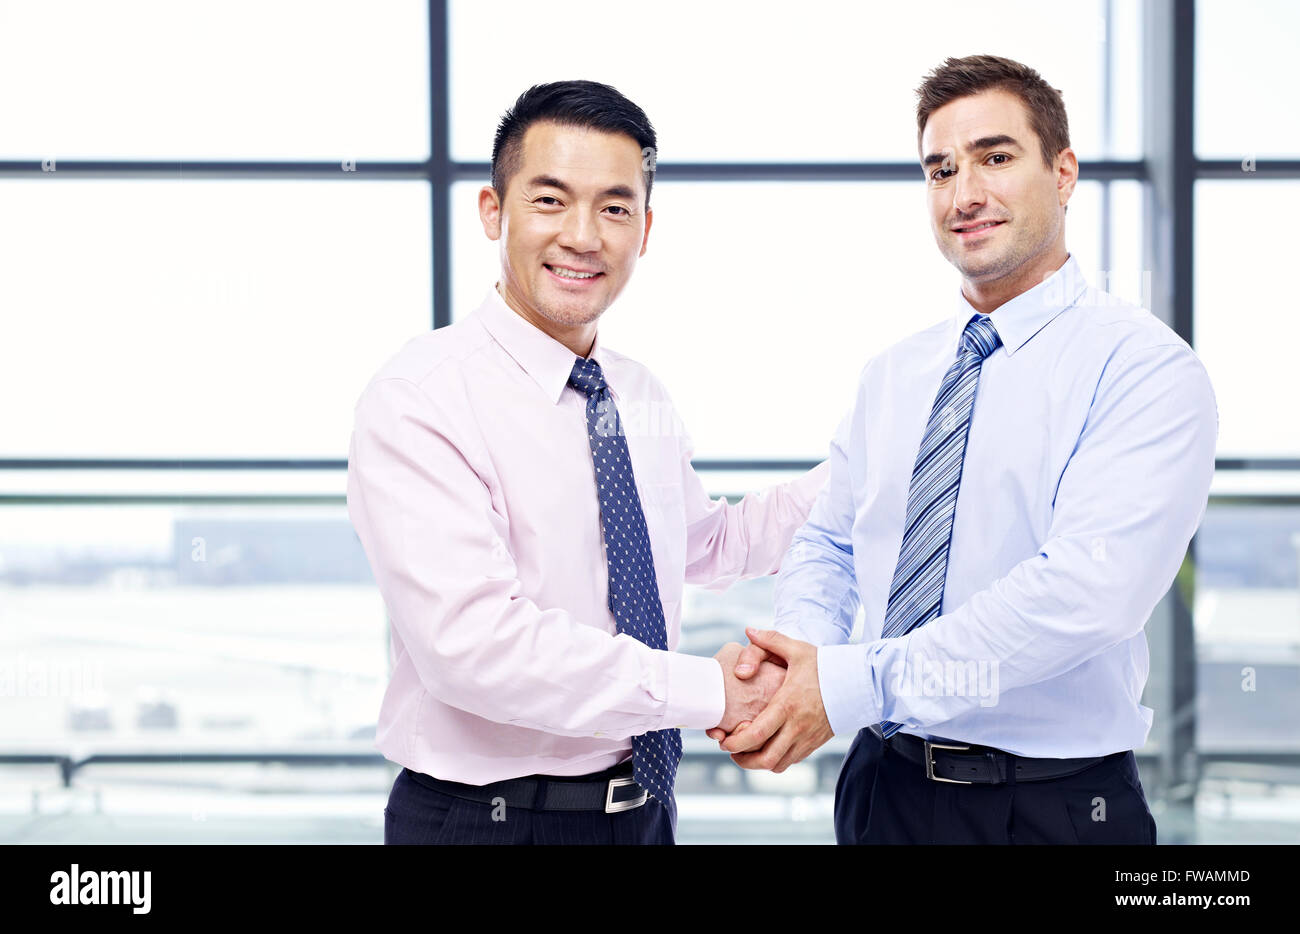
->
xmin=593 ymin=731 xmax=605 ymax=738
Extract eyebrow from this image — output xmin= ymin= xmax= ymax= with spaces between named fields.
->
xmin=525 ymin=175 xmax=639 ymax=200
xmin=922 ymin=134 xmax=1023 ymax=167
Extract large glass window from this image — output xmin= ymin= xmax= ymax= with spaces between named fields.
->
xmin=450 ymin=0 xmax=1135 ymax=162
xmin=1195 ymin=181 xmax=1300 ymax=459
xmin=1196 ymin=0 xmax=1300 ymax=160
xmin=10 ymin=2 xmax=1295 ymax=847
xmin=1194 ymin=500 xmax=1300 ymax=724
xmin=0 ymin=180 xmax=431 ymax=458
xmin=1191 ymin=0 xmax=1300 ymax=832
xmin=1194 ymin=7 xmax=1300 ymax=456
xmin=0 ymin=503 xmax=386 ymax=747
xmin=0 ymin=1 xmax=430 ymax=161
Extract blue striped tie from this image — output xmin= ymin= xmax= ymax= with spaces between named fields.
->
xmin=568 ymin=356 xmax=681 ymax=807
xmin=878 ymin=314 xmax=1001 ymax=739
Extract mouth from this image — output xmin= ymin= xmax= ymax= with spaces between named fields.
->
xmin=544 ymin=263 xmax=604 ymax=285
xmin=951 ymin=220 xmax=1006 ymax=240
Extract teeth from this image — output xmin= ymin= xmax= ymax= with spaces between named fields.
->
xmin=961 ymin=221 xmax=999 ymax=232
xmin=550 ymin=266 xmax=597 ymax=279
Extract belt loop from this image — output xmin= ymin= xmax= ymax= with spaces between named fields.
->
xmin=532 ymin=777 xmax=548 ymax=810
xmin=1002 ymin=750 xmax=1015 ymax=787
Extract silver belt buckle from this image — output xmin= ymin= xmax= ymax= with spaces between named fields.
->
xmin=925 ymin=740 xmax=974 ymax=784
xmin=604 ymin=776 xmax=648 ymax=813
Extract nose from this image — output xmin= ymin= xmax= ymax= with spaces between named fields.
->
xmin=952 ymin=165 xmax=988 ymax=218
xmin=557 ymin=206 xmax=601 ymax=255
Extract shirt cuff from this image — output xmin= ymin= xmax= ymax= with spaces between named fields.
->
xmin=816 ymin=642 xmax=881 ymax=737
xmin=658 ymin=650 xmax=726 ymax=730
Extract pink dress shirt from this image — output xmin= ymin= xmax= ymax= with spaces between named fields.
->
xmin=347 ymin=286 xmax=829 ymax=784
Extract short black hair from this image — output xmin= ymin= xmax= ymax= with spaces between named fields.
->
xmin=490 ymin=80 xmax=657 ymax=209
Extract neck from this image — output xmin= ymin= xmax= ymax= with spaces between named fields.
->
xmin=496 ymin=282 xmax=596 ymax=358
xmin=961 ymin=245 xmax=1069 ymax=315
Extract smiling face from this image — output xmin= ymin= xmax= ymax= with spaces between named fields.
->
xmin=478 ymin=121 xmax=652 ymax=354
xmin=921 ymin=89 xmax=1077 ymax=308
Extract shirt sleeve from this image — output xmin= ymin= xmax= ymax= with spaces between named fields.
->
xmin=347 ymin=375 xmax=725 ymax=738
xmin=675 ymin=426 xmax=831 ymax=591
xmin=771 ymin=402 xmax=862 ymax=648
xmin=814 ymin=343 xmax=1219 ymax=737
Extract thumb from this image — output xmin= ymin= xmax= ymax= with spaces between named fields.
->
xmin=745 ymin=627 xmax=796 ymax=660
xmin=733 ymin=643 xmax=769 ymax=679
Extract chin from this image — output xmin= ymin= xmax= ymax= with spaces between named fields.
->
xmin=537 ymin=297 xmax=605 ymax=328
xmin=952 ymin=249 xmax=1018 ymax=282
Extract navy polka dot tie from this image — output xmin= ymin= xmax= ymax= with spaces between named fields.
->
xmin=568 ymin=356 xmax=681 ymax=807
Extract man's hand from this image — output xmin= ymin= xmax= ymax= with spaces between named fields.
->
xmin=711 ymin=642 xmax=786 ymax=734
xmin=720 ymin=628 xmax=833 ymax=772
xmin=706 ymin=640 xmax=787 ymax=741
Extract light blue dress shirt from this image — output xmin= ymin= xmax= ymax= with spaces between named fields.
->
xmin=773 ymin=255 xmax=1219 ymax=758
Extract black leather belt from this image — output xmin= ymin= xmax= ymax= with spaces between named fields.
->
xmin=404 ymin=760 xmax=649 ymax=813
xmin=886 ymin=731 xmax=1109 ymax=784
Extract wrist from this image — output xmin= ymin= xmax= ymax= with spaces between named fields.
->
xmin=659 ymin=650 xmax=727 ymax=731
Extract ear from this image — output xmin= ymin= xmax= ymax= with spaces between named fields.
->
xmin=479 ymin=185 xmax=503 ymax=241
xmin=639 ymin=206 xmax=653 ymax=258
xmin=1055 ymin=147 xmax=1079 ymax=209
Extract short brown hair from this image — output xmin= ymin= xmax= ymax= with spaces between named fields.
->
xmin=915 ymin=55 xmax=1070 ymax=168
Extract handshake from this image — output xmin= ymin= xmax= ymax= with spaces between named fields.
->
xmin=704 ymin=627 xmax=834 ymax=773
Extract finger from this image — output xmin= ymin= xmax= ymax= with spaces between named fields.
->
xmin=732 ymin=724 xmax=794 ymax=772
xmin=713 ymin=642 xmax=741 ymax=665
xmin=771 ymin=737 xmax=810 ymax=774
xmin=721 ymin=702 xmax=782 ymax=754
xmin=733 ymin=644 xmax=769 ymax=679
xmin=744 ymin=627 xmax=797 ymax=661
xmin=705 ymin=727 xmax=726 ymax=742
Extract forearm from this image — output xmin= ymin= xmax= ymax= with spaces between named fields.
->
xmin=772 ymin=537 xmax=859 ymax=647
xmin=683 ymin=460 xmax=831 ymax=589
xmin=771 ymin=409 xmax=860 ymax=645
xmin=402 ymin=581 xmax=725 ymax=737
xmin=816 ymin=534 xmax=1188 ymax=735
xmin=354 ymin=496 xmax=726 ymax=736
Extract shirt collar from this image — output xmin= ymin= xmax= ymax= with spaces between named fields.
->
xmin=473 ymin=285 xmax=609 ymax=404
xmin=950 ymin=254 xmax=1089 ymax=357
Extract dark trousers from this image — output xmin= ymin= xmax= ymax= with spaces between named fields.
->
xmin=383 ymin=766 xmax=676 ymax=845
xmin=834 ymin=728 xmax=1157 ymax=844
